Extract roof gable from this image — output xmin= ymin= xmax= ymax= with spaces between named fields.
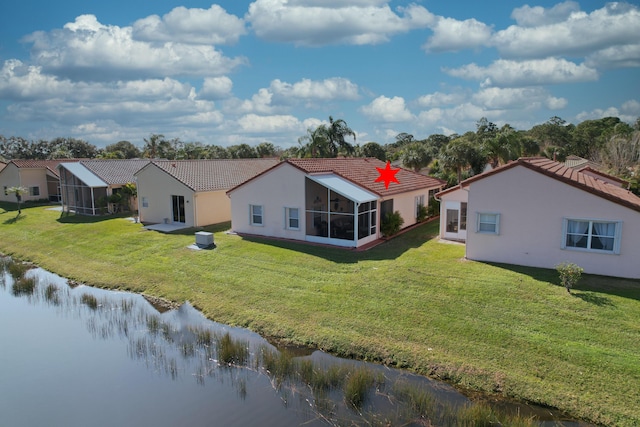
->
xmin=138 ymin=159 xmax=280 ymax=192
xmin=438 ymin=157 xmax=640 ymax=213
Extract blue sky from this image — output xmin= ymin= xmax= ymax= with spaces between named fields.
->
xmin=0 ymin=1 xmax=638 ymax=149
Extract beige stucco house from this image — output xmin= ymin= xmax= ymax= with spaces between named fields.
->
xmin=437 ymin=157 xmax=640 ymax=279
xmin=134 ymin=159 xmax=280 ymax=228
xmin=58 ymin=159 xmax=150 ymax=215
xmin=227 ymin=158 xmax=446 ymax=248
xmin=1 ymin=159 xmax=81 ymax=204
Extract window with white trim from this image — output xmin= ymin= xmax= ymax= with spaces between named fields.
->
xmin=29 ymin=186 xmax=40 ymax=197
xmin=250 ymin=204 xmax=263 ymax=226
xmin=415 ymin=195 xmax=425 ymax=218
xmin=562 ymin=218 xmax=621 ymax=254
xmin=476 ymin=213 xmax=500 ymax=234
xmin=141 ymin=197 xmax=149 ymax=208
xmin=285 ymin=207 xmax=299 ymax=230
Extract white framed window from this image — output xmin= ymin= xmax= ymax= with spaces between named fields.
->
xmin=284 ymin=207 xmax=299 ymax=230
xmin=476 ymin=212 xmax=500 ymax=234
xmin=562 ymin=218 xmax=621 ymax=254
xmin=415 ymin=195 xmax=425 ymax=218
xmin=141 ymin=197 xmax=149 ymax=208
xmin=250 ymin=204 xmax=263 ymax=226
xmin=29 ymin=186 xmax=40 ymax=197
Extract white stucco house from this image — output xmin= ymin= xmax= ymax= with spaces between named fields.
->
xmin=436 ymin=157 xmax=640 ymax=279
xmin=1 ymin=159 xmax=81 ymax=204
xmin=227 ymin=158 xmax=446 ymax=248
xmin=134 ymin=159 xmax=280 ymax=228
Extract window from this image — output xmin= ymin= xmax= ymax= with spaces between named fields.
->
xmin=285 ymin=207 xmax=299 ymax=230
xmin=29 ymin=186 xmax=40 ymax=197
xmin=3 ymin=186 xmax=7 ymax=196
xmin=476 ymin=213 xmax=500 ymax=234
xmin=357 ymin=201 xmax=377 ymax=239
xmin=460 ymin=202 xmax=467 ymax=231
xmin=250 ymin=204 xmax=263 ymax=226
xmin=562 ymin=218 xmax=621 ymax=254
xmin=142 ymin=197 xmax=149 ymax=208
xmin=415 ymin=195 xmax=425 ymax=218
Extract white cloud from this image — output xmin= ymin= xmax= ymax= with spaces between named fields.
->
xmin=585 ymin=43 xmax=640 ymax=68
xmin=494 ymin=3 xmax=640 ymax=59
xmin=575 ymin=100 xmax=639 ymax=124
xmin=237 ymin=114 xmax=302 ymax=133
xmin=423 ymin=17 xmax=492 ymax=52
xmin=360 ymin=95 xmax=414 ymax=122
xmin=511 ymin=1 xmax=580 ymax=27
xmin=472 ymin=87 xmax=567 ymax=110
xmin=269 ymin=78 xmax=359 ymax=100
xmin=416 ymin=91 xmax=466 ymax=108
xmin=446 ymin=58 xmax=599 ymax=87
xmin=132 ymin=5 xmax=246 ymax=45
xmin=23 ymin=14 xmax=247 ymax=80
xmin=246 ymin=0 xmax=434 ymax=46
xmin=199 ymin=76 xmax=234 ymax=100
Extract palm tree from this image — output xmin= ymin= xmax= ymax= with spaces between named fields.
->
xmin=401 ymin=142 xmax=432 ymax=172
xmin=7 ymin=186 xmax=27 ymax=214
xmin=325 ymin=116 xmax=356 ymax=156
xmin=440 ymin=136 xmax=484 ymax=183
xmin=143 ymin=134 xmax=164 ymax=159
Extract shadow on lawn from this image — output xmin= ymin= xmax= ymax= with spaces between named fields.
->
xmin=56 ymin=211 xmax=134 ymax=224
xmin=3 ymin=212 xmax=27 ymax=224
xmin=240 ymin=221 xmax=439 ymax=263
xmin=483 ymin=262 xmax=640 ymax=303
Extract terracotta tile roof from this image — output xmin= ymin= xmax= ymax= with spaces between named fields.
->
xmin=437 ymin=157 xmax=640 ymax=213
xmin=80 ymin=159 xmax=151 ymax=185
xmin=285 ymin=158 xmax=446 ymax=196
xmin=142 ymin=159 xmax=281 ymax=192
xmin=8 ymin=159 xmax=82 ymax=178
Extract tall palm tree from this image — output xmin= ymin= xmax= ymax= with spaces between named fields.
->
xmin=325 ymin=116 xmax=356 ymax=156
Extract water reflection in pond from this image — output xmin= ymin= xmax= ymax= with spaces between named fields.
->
xmin=0 ymin=259 xmax=593 ymax=427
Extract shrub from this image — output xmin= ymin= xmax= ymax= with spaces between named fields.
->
xmin=556 ymin=262 xmax=583 ymax=293
xmin=416 ymin=204 xmax=428 ymax=222
xmin=426 ymin=196 xmax=440 ymax=217
xmin=381 ymin=211 xmax=404 ymax=237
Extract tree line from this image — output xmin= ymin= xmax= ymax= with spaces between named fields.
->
xmin=2 ymin=115 xmax=639 ymax=193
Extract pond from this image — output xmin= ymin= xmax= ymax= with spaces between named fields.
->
xmin=0 ymin=258 xmax=594 ymax=427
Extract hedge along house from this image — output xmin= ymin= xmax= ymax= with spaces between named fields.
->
xmin=227 ymin=158 xmax=446 ymax=249
xmin=436 ymin=157 xmax=640 ymax=279
xmin=134 ymin=158 xmax=280 ymax=228
xmin=58 ymin=159 xmax=150 ymax=215
xmin=0 ymin=159 xmax=81 ymax=204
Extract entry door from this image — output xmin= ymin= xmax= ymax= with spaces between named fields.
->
xmin=172 ymin=195 xmax=186 ymax=223
xmin=443 ymin=201 xmax=467 ymax=240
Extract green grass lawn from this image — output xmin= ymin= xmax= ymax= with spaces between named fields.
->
xmin=2 ymin=202 xmax=639 ymax=426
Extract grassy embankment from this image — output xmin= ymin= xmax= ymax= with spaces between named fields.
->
xmin=1 ymin=202 xmax=639 ymax=426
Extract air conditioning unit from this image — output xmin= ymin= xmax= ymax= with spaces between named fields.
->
xmin=195 ymin=231 xmax=214 ymax=249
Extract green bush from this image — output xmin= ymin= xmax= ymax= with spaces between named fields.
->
xmin=556 ymin=262 xmax=583 ymax=293
xmin=416 ymin=204 xmax=428 ymax=222
xmin=381 ymin=211 xmax=404 ymax=237
xmin=427 ymin=196 xmax=440 ymax=217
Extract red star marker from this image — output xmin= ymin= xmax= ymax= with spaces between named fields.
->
xmin=375 ymin=161 xmax=400 ymax=189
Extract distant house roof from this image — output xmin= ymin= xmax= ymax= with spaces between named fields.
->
xmin=7 ymin=159 xmax=82 ymax=178
xmin=137 ymin=159 xmax=281 ymax=192
xmin=437 ymin=157 xmax=640 ymax=213
xmin=284 ymin=158 xmax=446 ymax=196
xmin=564 ymin=155 xmax=602 ymax=170
xmin=80 ymin=159 xmax=150 ymax=185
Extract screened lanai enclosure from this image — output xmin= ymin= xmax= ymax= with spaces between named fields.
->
xmin=304 ymin=176 xmax=378 ymax=247
xmin=59 ymin=163 xmax=109 ymax=215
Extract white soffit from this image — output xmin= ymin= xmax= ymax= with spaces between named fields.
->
xmin=59 ymin=163 xmax=107 ymax=188
xmin=308 ymin=174 xmax=377 ymax=204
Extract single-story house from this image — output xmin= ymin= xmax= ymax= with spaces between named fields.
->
xmin=436 ymin=157 xmax=640 ymax=279
xmin=134 ymin=158 xmax=280 ymax=228
xmin=226 ymin=158 xmax=446 ymax=248
xmin=58 ymin=159 xmax=150 ymax=215
xmin=0 ymin=159 xmax=81 ymax=204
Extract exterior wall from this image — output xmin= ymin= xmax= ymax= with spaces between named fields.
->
xmin=382 ymin=188 xmax=434 ymax=230
xmin=229 ymin=163 xmax=307 ymax=242
xmin=465 ymin=165 xmax=640 ymax=279
xmin=193 ymin=190 xmax=231 ymax=226
xmin=0 ymin=164 xmax=20 ymax=203
xmin=135 ymin=165 xmax=195 ymax=227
